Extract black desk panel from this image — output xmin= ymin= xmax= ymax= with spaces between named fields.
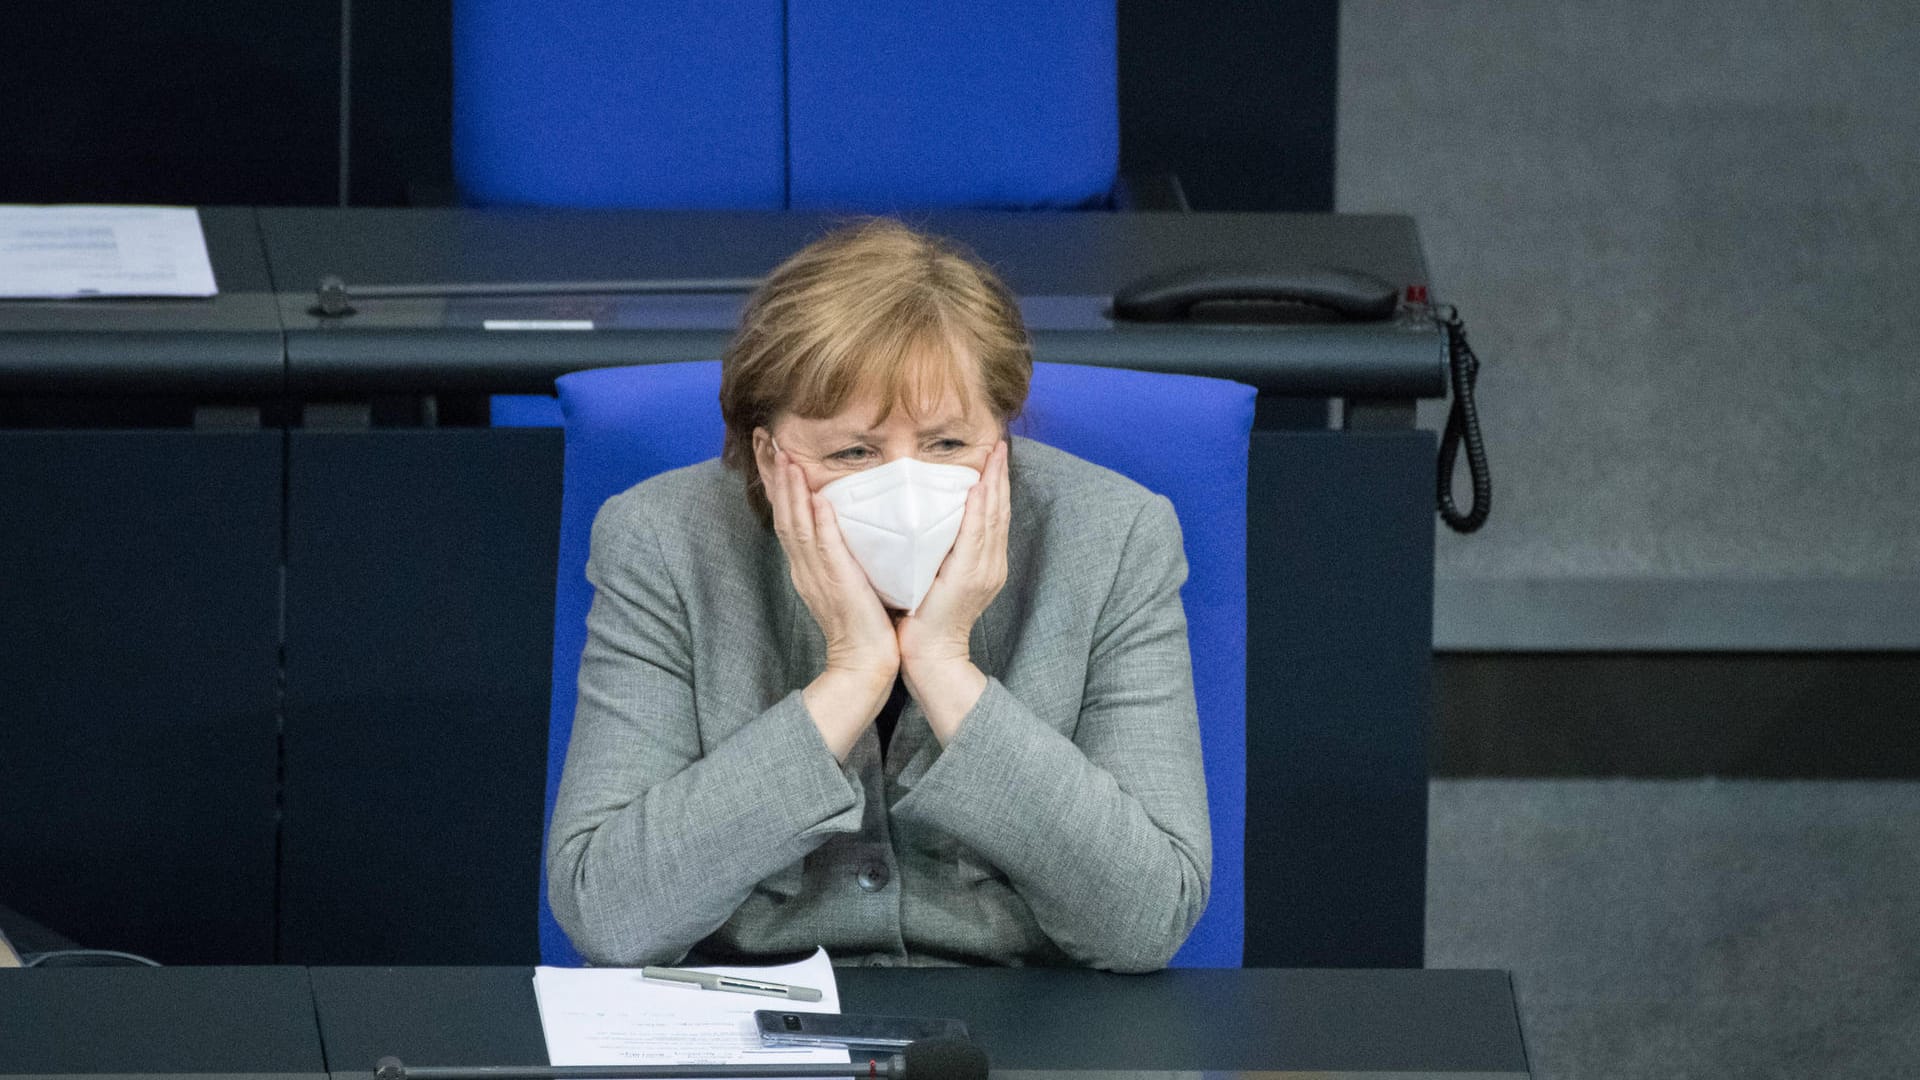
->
xmin=1245 ymin=430 xmax=1434 ymax=967
xmin=279 ymin=428 xmax=564 ymax=965
xmin=309 ymin=966 xmax=1529 ymax=1078
xmin=0 ymin=966 xmax=325 ymax=1078
xmin=0 ymin=431 xmax=282 ymax=963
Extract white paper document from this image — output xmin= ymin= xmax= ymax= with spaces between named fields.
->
xmin=0 ymin=205 xmax=218 ymax=299
xmin=533 ymin=947 xmax=850 ymax=1068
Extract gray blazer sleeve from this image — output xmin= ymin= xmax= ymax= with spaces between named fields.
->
xmin=546 ymin=492 xmax=867 ymax=966
xmin=891 ymin=494 xmax=1212 ymax=972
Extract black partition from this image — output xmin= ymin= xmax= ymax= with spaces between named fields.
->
xmin=0 ymin=431 xmax=282 ymax=962
xmin=278 ymin=428 xmax=563 ymax=964
xmin=1246 ymin=429 xmax=1434 ymax=966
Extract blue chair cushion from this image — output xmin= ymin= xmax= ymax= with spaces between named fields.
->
xmin=543 ymin=361 xmax=1250 ymax=967
xmin=454 ymin=0 xmax=786 ymax=208
xmin=455 ymin=0 xmax=1116 ymax=210
xmin=787 ymin=1 xmax=1119 ymax=211
xmin=491 ymin=394 xmax=564 ymax=428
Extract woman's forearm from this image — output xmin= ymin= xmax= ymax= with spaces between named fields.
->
xmin=901 ymin=656 xmax=988 ymax=745
xmin=890 ymin=679 xmax=1210 ymax=972
xmin=803 ymin=664 xmax=898 ymax=760
xmin=547 ymin=690 xmax=867 ymax=965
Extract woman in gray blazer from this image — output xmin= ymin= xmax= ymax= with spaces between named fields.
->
xmin=547 ymin=219 xmax=1210 ymax=972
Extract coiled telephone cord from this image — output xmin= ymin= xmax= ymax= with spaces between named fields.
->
xmin=1436 ymin=305 xmax=1491 ymax=533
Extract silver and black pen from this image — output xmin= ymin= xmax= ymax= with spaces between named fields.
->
xmin=642 ymin=966 xmax=824 ymax=1003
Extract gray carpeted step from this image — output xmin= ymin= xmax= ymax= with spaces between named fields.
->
xmin=1428 ymin=778 xmax=1920 ymax=1078
xmin=1336 ymin=3 xmax=1920 ymax=649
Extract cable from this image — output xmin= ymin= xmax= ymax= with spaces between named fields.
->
xmin=1435 ymin=304 xmax=1491 ymax=533
xmin=338 ymin=0 xmax=354 ymax=206
xmin=23 ymin=949 xmax=162 ymax=968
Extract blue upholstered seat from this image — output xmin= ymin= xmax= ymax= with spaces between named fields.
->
xmin=453 ymin=1 xmax=786 ymax=208
xmin=454 ymin=0 xmax=1117 ymax=210
xmin=785 ymin=1 xmax=1119 ymax=211
xmin=541 ymin=361 xmax=1252 ymax=968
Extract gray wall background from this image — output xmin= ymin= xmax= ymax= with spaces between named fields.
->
xmin=1337 ymin=2 xmax=1920 ymax=651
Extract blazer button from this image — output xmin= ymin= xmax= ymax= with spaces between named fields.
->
xmin=856 ymin=862 xmax=891 ymax=892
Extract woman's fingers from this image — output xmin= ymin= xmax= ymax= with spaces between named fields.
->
xmin=991 ymin=441 xmax=1011 ymax=576
xmin=810 ymin=491 xmax=854 ymax=572
xmin=756 ymin=431 xmax=893 ymax=676
xmin=760 ymin=435 xmax=799 ymax=539
xmin=813 ymin=493 xmax=883 ymax=615
xmin=960 ymin=441 xmax=1006 ymax=568
xmin=812 ymin=494 xmax=881 ymax=608
xmin=783 ymin=456 xmax=816 ymax=547
xmin=811 ymin=492 xmax=898 ymax=668
xmin=944 ymin=479 xmax=986 ymax=576
xmin=923 ymin=447 xmax=999 ymax=595
xmin=896 ymin=442 xmax=1010 ymax=667
xmin=994 ymin=441 xmax=1011 ymax=530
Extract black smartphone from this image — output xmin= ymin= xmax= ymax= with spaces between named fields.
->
xmin=755 ymin=1010 xmax=969 ymax=1051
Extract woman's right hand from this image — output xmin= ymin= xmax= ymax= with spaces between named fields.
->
xmin=757 ymin=434 xmax=898 ymax=758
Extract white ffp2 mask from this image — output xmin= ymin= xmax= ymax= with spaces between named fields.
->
xmin=818 ymin=456 xmax=981 ymax=612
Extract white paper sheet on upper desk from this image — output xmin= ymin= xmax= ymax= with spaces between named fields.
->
xmin=0 ymin=205 xmax=217 ymax=298
xmin=533 ymin=947 xmax=851 ymax=1068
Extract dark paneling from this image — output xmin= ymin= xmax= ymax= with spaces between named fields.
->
xmin=280 ymin=428 xmax=563 ymax=964
xmin=1435 ymin=653 xmax=1920 ymax=778
xmin=0 ymin=6 xmax=339 ymax=205
xmin=1245 ymin=429 xmax=1433 ymax=968
xmin=0 ymin=902 xmax=79 ymax=954
xmin=0 ymin=967 xmax=323 ymax=1076
xmin=1119 ymin=0 xmax=1339 ymax=211
xmin=0 ymin=431 xmax=282 ymax=962
xmin=348 ymin=0 xmax=456 ymax=205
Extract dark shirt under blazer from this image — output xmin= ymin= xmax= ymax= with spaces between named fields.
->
xmin=547 ymin=437 xmax=1210 ymax=971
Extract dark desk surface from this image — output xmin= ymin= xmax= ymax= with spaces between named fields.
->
xmin=0 ymin=966 xmax=326 ymax=1078
xmin=0 ymin=208 xmax=1449 ymax=400
xmin=259 ymin=208 xmax=1445 ymax=399
xmin=259 ymin=209 xmax=1433 ymax=302
xmin=309 ymin=966 xmax=1530 ymax=1079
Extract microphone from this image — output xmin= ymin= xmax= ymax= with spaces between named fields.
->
xmin=374 ymin=1036 xmax=990 ymax=1080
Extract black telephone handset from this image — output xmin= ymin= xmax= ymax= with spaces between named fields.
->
xmin=1110 ymin=264 xmax=1401 ymax=323
xmin=1111 ymin=263 xmax=1490 ymax=533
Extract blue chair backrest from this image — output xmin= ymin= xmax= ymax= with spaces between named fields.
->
xmin=455 ymin=0 xmax=1117 ymax=209
xmin=541 ymin=361 xmax=1251 ymax=967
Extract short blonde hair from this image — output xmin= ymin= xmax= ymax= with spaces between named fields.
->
xmin=719 ymin=218 xmax=1032 ymax=522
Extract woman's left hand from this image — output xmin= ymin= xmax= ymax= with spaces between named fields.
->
xmin=895 ymin=440 xmax=1009 ymax=741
